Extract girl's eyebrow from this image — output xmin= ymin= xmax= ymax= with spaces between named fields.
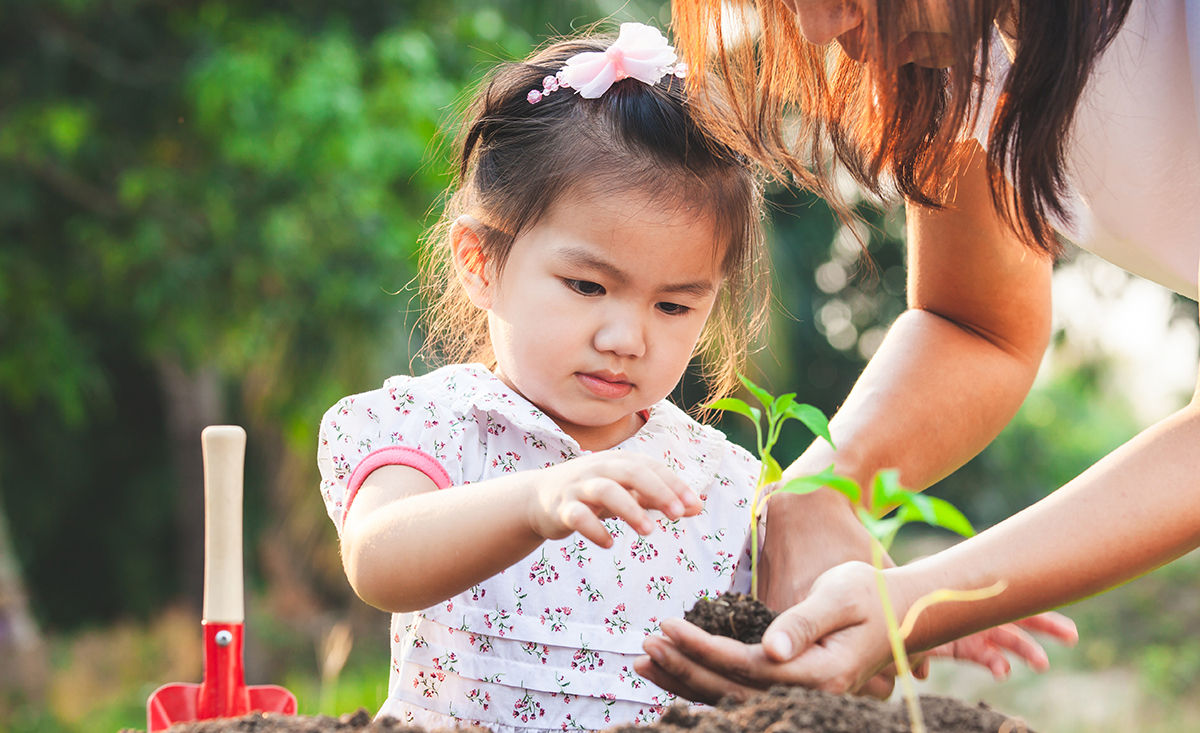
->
xmin=556 ymin=245 xmax=716 ymax=297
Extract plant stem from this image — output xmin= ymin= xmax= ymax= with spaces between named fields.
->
xmin=871 ymin=540 xmax=925 ymax=733
xmin=748 ymin=460 xmax=772 ymax=600
xmin=750 ymin=516 xmax=759 ymax=599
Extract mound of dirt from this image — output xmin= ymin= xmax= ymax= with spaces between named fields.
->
xmin=138 ymin=685 xmax=1031 ymax=733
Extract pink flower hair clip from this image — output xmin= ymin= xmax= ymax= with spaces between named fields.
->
xmin=527 ymin=22 xmax=688 ymax=104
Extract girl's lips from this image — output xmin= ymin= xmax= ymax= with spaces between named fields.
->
xmin=576 ymin=372 xmax=633 ymax=399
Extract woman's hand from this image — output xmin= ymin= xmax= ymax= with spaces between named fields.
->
xmin=637 ymin=561 xmax=894 ymax=702
xmin=636 ymin=562 xmax=1079 ymax=702
xmin=526 ymin=451 xmax=702 ymax=547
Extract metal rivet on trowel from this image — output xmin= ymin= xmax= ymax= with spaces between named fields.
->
xmin=215 ymin=630 xmax=233 ymax=646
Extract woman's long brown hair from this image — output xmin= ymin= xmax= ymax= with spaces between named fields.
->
xmin=673 ymin=0 xmax=1134 ymax=255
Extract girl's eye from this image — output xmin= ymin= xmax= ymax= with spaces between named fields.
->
xmin=565 ymin=279 xmax=605 ymax=296
xmin=657 ymin=302 xmax=692 ymax=316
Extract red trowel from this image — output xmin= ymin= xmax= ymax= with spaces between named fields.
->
xmin=147 ymin=426 xmax=297 ymax=731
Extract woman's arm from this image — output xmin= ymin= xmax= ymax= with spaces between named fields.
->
xmin=898 ymin=394 xmax=1200 ymax=651
xmin=340 ymin=452 xmax=701 ymax=613
xmin=640 ymin=393 xmax=1200 ymax=699
xmin=760 ymin=141 xmax=1052 ymax=609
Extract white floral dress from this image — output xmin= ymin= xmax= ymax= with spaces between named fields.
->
xmin=317 ymin=364 xmax=759 ymax=732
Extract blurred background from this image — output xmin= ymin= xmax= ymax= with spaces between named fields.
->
xmin=2 ymin=1 xmax=1198 ymax=731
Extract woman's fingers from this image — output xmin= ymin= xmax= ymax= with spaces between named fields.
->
xmin=761 ymin=564 xmax=874 ymax=663
xmin=654 ymin=615 xmax=871 ymax=696
xmin=984 ymin=624 xmax=1048 ymax=672
xmin=636 ymin=635 xmax=762 ymax=705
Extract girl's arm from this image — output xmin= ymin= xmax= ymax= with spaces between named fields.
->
xmin=340 ymin=452 xmax=701 ymax=613
xmin=760 ymin=140 xmax=1052 ymax=610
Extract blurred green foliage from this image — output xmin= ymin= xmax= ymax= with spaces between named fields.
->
xmin=0 ymin=0 xmax=1162 ymax=628
xmin=2 ymin=1 xmax=1198 ymax=730
xmin=0 ymin=0 xmax=670 ymax=628
xmin=0 ymin=0 xmax=1183 ymax=690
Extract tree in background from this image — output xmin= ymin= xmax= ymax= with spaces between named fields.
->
xmin=3 ymin=0 xmax=1188 ymax=672
xmin=0 ymin=0 xmax=671 ymax=636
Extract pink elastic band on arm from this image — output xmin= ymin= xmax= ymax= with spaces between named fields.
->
xmin=342 ymin=446 xmax=453 ymax=529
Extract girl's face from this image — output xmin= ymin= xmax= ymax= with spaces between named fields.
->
xmin=778 ymin=0 xmax=991 ymax=68
xmin=456 ymin=185 xmax=723 ymax=452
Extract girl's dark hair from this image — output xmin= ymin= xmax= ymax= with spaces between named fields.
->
xmin=420 ymin=32 xmax=768 ymax=405
xmin=673 ymin=0 xmax=1134 ymax=255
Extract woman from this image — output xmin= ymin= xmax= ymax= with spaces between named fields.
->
xmin=634 ymin=0 xmax=1200 ymax=700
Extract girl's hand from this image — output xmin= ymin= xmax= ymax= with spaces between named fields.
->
xmin=916 ymin=610 xmax=1077 ymax=680
xmin=526 ymin=451 xmax=702 ymax=548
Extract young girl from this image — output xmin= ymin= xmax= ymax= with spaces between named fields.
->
xmin=317 ymin=23 xmax=769 ymax=731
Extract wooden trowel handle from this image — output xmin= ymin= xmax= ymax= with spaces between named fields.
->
xmin=201 ymin=425 xmax=246 ymax=625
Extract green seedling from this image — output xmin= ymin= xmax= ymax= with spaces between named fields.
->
xmin=708 ymin=374 xmax=839 ymax=600
xmin=712 ymin=375 xmax=1005 ymax=733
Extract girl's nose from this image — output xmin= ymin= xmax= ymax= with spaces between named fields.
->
xmin=594 ymin=310 xmax=646 ymax=359
xmin=790 ymin=0 xmax=863 ymax=46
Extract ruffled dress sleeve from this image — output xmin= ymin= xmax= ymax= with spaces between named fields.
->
xmin=317 ymin=367 xmax=475 ymax=536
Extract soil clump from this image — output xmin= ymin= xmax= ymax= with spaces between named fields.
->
xmin=683 ymin=591 xmax=778 ymax=644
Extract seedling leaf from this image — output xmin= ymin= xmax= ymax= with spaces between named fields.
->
xmin=870 ymin=469 xmax=907 ymax=510
xmin=901 ymin=494 xmax=939 ymax=526
xmin=920 ymin=495 xmax=975 ymax=538
xmin=738 ymin=374 xmax=775 ymax=412
xmin=858 ymin=510 xmax=903 ymax=550
xmin=777 ymin=470 xmax=861 ymax=504
xmin=764 ymin=454 xmax=783 ymax=485
xmin=708 ymin=397 xmax=760 ymax=426
xmin=784 ymin=403 xmax=834 ymax=448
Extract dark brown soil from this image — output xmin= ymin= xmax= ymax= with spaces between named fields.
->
xmin=137 ymin=686 xmax=1033 ymax=733
xmin=128 ymin=708 xmax=490 ymax=732
xmin=683 ymin=591 xmax=779 ymax=644
xmin=608 ymin=687 xmax=1034 ymax=732
xmin=138 ymin=593 xmax=1024 ymax=733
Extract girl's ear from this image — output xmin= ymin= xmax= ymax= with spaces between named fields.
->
xmin=450 ymin=215 xmax=493 ymax=309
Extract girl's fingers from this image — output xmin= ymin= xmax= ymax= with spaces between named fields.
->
xmin=641 ymin=458 xmax=703 ymax=514
xmin=580 ymin=478 xmax=655 ymax=535
xmin=1015 ymin=611 xmax=1078 ymax=645
xmin=978 ymin=625 xmax=1048 ymax=672
xmin=857 ymin=671 xmax=897 ymax=699
xmin=614 ymin=463 xmax=686 ymax=518
xmin=561 ymin=501 xmax=615 ymax=548
xmin=597 ymin=453 xmax=699 ymax=518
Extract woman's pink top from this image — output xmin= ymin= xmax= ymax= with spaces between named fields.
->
xmin=977 ymin=0 xmax=1200 ymax=300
